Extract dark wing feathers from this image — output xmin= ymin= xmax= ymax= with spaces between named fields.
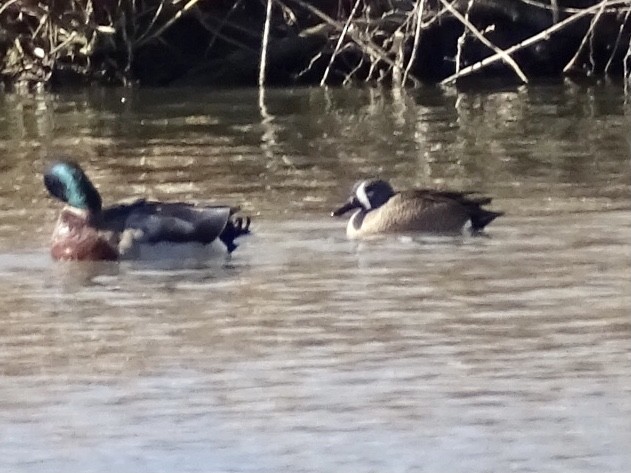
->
xmin=97 ymin=200 xmax=232 ymax=244
xmin=405 ymin=189 xmax=493 ymax=207
xmin=402 ymin=189 xmax=502 ymax=231
xmin=95 ymin=199 xmax=147 ymax=232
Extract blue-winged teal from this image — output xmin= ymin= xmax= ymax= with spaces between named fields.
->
xmin=332 ymin=178 xmax=502 ymax=239
xmin=44 ymin=160 xmax=250 ymax=261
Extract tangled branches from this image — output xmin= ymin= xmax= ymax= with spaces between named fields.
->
xmin=0 ymin=0 xmax=215 ymax=88
xmin=1 ymin=0 xmax=630 ymax=90
xmin=275 ymin=0 xmax=631 ymax=86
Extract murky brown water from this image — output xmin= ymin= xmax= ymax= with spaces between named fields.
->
xmin=0 ymin=84 xmax=629 ymax=472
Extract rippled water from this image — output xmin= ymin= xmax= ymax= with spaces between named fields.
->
xmin=0 ymin=85 xmax=629 ymax=472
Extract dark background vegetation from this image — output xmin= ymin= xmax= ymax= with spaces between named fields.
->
xmin=1 ymin=0 xmax=630 ymax=90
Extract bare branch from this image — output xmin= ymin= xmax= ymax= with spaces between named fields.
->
xmin=402 ymin=0 xmax=426 ymax=87
xmin=320 ymin=0 xmax=362 ymax=86
xmin=259 ymin=0 xmax=273 ymax=87
xmin=605 ymin=6 xmax=631 ymax=74
xmin=285 ymin=0 xmax=421 ymax=86
xmin=135 ymin=0 xmax=204 ymax=48
xmin=439 ymin=0 xmax=529 ymax=83
xmin=454 ymin=0 xmax=474 ymax=75
xmin=0 ymin=0 xmax=19 ymax=17
xmin=563 ymin=1 xmax=607 ymax=73
xmin=441 ymin=0 xmax=628 ymax=85
xmin=135 ymin=0 xmax=168 ymax=46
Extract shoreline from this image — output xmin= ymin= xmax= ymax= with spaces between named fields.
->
xmin=1 ymin=0 xmax=630 ymax=91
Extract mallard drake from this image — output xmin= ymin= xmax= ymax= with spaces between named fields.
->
xmin=44 ymin=160 xmax=251 ymax=261
xmin=332 ymin=178 xmax=502 ymax=239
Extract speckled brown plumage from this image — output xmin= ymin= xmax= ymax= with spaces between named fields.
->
xmin=333 ymin=179 xmax=503 ymax=239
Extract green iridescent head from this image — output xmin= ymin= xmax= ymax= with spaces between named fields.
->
xmin=44 ymin=160 xmax=102 ymax=212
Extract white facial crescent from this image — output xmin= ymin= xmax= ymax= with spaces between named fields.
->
xmin=356 ymin=181 xmax=371 ymax=209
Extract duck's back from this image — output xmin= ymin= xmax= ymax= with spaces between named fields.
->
xmin=355 ymin=192 xmax=470 ymax=236
xmin=127 ymin=202 xmax=232 ymax=244
xmin=99 ymin=201 xmax=233 ymax=243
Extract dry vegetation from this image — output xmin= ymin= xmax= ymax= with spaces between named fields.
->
xmin=0 ymin=0 xmax=630 ymax=90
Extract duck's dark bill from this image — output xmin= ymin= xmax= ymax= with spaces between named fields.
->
xmin=331 ymin=199 xmax=360 ymax=217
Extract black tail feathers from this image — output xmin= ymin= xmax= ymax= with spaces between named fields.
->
xmin=471 ymin=210 xmax=504 ymax=232
xmin=219 ymin=217 xmax=251 ymax=253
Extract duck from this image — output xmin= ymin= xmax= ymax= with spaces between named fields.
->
xmin=332 ymin=178 xmax=502 ymax=239
xmin=43 ymin=160 xmax=251 ymax=261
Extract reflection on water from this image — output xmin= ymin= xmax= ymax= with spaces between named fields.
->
xmin=0 ymin=84 xmax=630 ymax=472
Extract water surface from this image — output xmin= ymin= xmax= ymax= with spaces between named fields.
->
xmin=0 ymin=84 xmax=629 ymax=472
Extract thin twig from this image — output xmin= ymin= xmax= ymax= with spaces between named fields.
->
xmin=605 ymin=7 xmax=631 ymax=74
xmin=562 ymin=1 xmax=607 ymax=73
xmin=402 ymin=0 xmax=426 ymax=87
xmin=285 ymin=0 xmax=421 ymax=86
xmin=366 ymin=56 xmax=380 ymax=82
xmin=196 ymin=19 xmax=257 ymax=54
xmin=391 ymin=31 xmax=405 ymax=85
xmin=119 ymin=2 xmax=133 ymax=84
xmin=50 ymin=31 xmax=78 ymax=55
xmin=421 ymin=3 xmax=452 ymax=29
xmin=439 ymin=0 xmax=528 ymax=83
xmin=454 ymin=0 xmax=474 ymax=75
xmin=296 ymin=50 xmax=324 ymax=78
xmin=520 ymin=0 xmax=620 ymax=15
xmin=135 ymin=0 xmax=203 ymax=48
xmin=551 ymin=0 xmax=559 ymax=23
xmin=259 ymin=0 xmax=273 ymax=87
xmin=135 ymin=0 xmax=168 ymax=45
xmin=624 ymin=38 xmax=631 ymax=96
xmin=32 ymin=8 xmax=49 ymax=39
xmin=320 ymin=0 xmax=361 ymax=86
xmin=203 ymin=0 xmax=244 ymax=57
xmin=441 ymin=0 xmax=627 ymax=85
xmin=0 ymin=0 xmax=19 ymax=17
xmin=344 ymin=50 xmax=365 ymax=86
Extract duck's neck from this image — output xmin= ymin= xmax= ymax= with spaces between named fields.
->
xmin=55 ymin=171 xmax=102 ymax=213
xmin=62 ymin=205 xmax=91 ymax=219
